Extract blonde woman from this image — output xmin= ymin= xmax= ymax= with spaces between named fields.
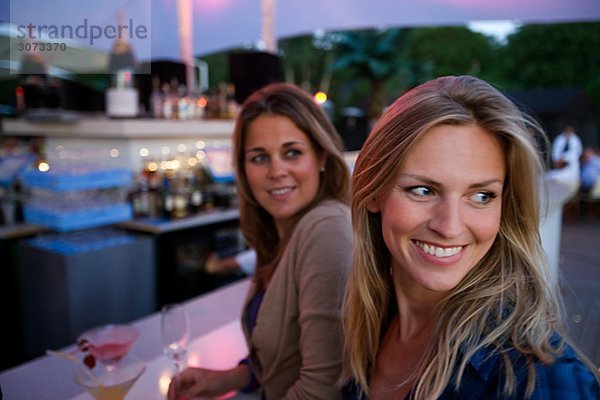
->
xmin=169 ymin=83 xmax=353 ymax=399
xmin=342 ymin=75 xmax=600 ymax=399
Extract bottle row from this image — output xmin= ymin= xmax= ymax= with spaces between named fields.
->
xmin=128 ymin=164 xmax=237 ymax=220
xmin=148 ymin=77 xmax=238 ymax=121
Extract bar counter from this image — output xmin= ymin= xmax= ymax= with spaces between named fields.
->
xmin=2 ymin=116 xmax=236 ymax=173
xmin=0 ymin=223 xmax=47 ymax=240
xmin=3 ymin=117 xmax=235 ymax=139
xmin=119 ymin=208 xmax=239 ymax=234
xmin=0 ymin=278 xmax=256 ymax=400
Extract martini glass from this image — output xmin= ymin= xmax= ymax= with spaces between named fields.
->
xmin=78 ymin=324 xmax=140 ymax=371
xmin=74 ymin=324 xmax=143 ymax=400
xmin=73 ymin=354 xmax=145 ymax=400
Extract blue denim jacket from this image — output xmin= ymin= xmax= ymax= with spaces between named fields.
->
xmin=344 ymin=341 xmax=599 ymax=399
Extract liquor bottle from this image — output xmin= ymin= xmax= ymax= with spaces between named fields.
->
xmin=172 ymin=175 xmax=189 ymax=219
xmin=145 ymin=166 xmax=160 ymax=217
xmin=138 ymin=175 xmax=150 ymax=217
xmin=197 ymin=163 xmax=215 ymax=212
xmin=177 ymin=85 xmax=190 ymax=121
xmin=188 ymin=90 xmax=203 ymax=120
xmin=169 ymin=77 xmax=180 ymax=120
xmin=187 ymin=172 xmax=203 ymax=214
xmin=129 ymin=177 xmax=142 ymax=218
xmin=161 ymin=82 xmax=172 ymax=120
xmin=161 ymin=175 xmax=175 ymax=218
xmin=149 ymin=75 xmax=163 ymax=119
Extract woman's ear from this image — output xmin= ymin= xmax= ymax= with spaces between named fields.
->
xmin=319 ymin=154 xmax=327 ymax=172
xmin=367 ymin=197 xmax=380 ymax=213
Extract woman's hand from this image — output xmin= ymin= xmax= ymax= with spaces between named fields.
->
xmin=167 ymin=364 xmax=250 ymax=400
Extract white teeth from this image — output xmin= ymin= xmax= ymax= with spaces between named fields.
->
xmin=417 ymin=241 xmax=462 ymax=258
xmin=270 ymin=188 xmax=292 ymax=195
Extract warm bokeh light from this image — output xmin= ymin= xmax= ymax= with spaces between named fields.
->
xmin=198 ymin=96 xmax=208 ymax=108
xmin=147 ymin=161 xmax=159 ymax=172
xmin=38 ymin=162 xmax=50 ymax=172
xmin=177 ymin=143 xmax=187 ymax=153
xmin=314 ymin=91 xmax=327 ymax=104
xmin=161 ymin=146 xmax=171 ymax=156
xmin=167 ymin=160 xmax=181 ymax=170
xmin=139 ymin=147 xmax=150 ymax=157
xmin=110 ymin=148 xmax=120 ymax=158
xmin=187 ymin=353 xmax=201 ymax=367
xmin=196 ymin=140 xmax=206 ymax=150
xmin=159 ymin=371 xmax=172 ymax=396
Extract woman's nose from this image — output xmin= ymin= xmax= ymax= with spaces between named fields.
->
xmin=427 ymin=200 xmax=464 ymax=238
xmin=268 ymin=157 xmax=287 ymax=178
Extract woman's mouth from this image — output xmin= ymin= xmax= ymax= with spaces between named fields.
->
xmin=269 ymin=187 xmax=294 ymax=196
xmin=414 ymin=240 xmax=463 ymax=258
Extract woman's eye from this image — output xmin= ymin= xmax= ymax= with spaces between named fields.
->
xmin=284 ymin=149 xmax=302 ymax=158
xmin=249 ymin=154 xmax=267 ymax=164
xmin=408 ymin=186 xmax=433 ymax=197
xmin=471 ymin=191 xmax=496 ymax=204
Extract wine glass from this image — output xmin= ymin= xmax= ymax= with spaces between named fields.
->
xmin=161 ymin=303 xmax=190 ymax=373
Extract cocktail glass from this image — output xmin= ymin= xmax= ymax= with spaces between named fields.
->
xmin=78 ymin=324 xmax=140 ymax=370
xmin=74 ymin=355 xmax=145 ymax=400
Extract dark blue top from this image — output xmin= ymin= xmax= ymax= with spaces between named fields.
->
xmin=344 ymin=341 xmax=600 ymax=399
xmin=246 ymin=290 xmax=265 ymax=333
xmin=239 ymin=290 xmax=265 ymax=394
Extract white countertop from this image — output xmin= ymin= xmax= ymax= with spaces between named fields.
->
xmin=69 ymin=320 xmax=257 ymax=400
xmin=2 ymin=117 xmax=236 ymax=139
xmin=0 ymin=278 xmax=253 ymax=400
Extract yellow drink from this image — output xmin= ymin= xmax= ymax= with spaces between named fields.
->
xmin=74 ymin=360 xmax=145 ymax=400
xmin=84 ymin=378 xmax=137 ymax=400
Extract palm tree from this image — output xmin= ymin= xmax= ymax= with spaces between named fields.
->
xmin=332 ymin=28 xmax=407 ymax=124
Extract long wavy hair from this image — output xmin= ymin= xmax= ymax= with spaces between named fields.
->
xmin=342 ymin=75 xmax=598 ymax=398
xmin=232 ymin=82 xmax=350 ymax=291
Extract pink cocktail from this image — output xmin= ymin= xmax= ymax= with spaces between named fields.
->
xmin=78 ymin=324 xmax=140 ymax=366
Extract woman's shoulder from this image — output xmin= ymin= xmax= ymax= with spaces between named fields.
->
xmin=293 ymin=200 xmax=352 ymax=241
xmin=463 ymin=339 xmax=599 ymax=399
xmin=288 ymin=200 xmax=353 ymax=268
xmin=299 ymin=199 xmax=351 ymax=225
xmin=531 ymin=343 xmax=600 ymax=399
xmin=293 ymin=200 xmax=352 ymax=240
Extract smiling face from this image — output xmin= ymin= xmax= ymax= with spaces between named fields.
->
xmin=368 ymin=123 xmax=506 ymax=302
xmin=244 ymin=114 xmax=324 ymax=237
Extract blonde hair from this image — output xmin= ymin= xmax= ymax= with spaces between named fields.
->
xmin=342 ymin=75 xmax=596 ymax=398
xmin=232 ymin=82 xmax=350 ymax=290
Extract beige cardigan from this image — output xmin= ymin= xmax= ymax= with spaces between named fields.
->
xmin=241 ymin=200 xmax=353 ymax=399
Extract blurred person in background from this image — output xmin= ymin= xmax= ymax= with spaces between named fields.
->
xmin=580 ymin=146 xmax=600 ymax=218
xmin=169 ymin=82 xmax=354 ymax=399
xmin=548 ymin=125 xmax=583 ymax=194
xmin=581 ymin=147 xmax=600 ymax=194
xmin=204 ymin=248 xmax=256 ymax=276
xmin=341 ymin=76 xmax=600 ymax=399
